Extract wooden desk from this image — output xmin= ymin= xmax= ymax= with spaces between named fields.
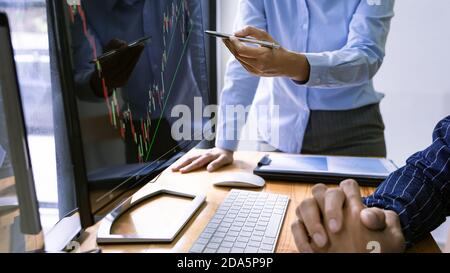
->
xmin=79 ymin=150 xmax=440 ymax=253
xmin=0 ymin=177 xmax=44 ymax=252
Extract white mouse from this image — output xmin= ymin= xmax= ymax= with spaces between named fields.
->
xmin=212 ymin=172 xmax=265 ymax=188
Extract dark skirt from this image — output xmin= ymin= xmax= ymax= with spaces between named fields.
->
xmin=301 ymin=103 xmax=387 ymax=157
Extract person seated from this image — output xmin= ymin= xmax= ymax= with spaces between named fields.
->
xmin=292 ymin=116 xmax=450 ymax=252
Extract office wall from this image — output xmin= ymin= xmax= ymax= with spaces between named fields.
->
xmin=217 ymin=0 xmax=450 ymax=248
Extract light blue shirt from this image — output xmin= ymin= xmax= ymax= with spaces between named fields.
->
xmin=216 ymin=0 xmax=395 ymax=153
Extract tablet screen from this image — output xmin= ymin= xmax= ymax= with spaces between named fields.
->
xmin=260 ymin=154 xmax=397 ymax=178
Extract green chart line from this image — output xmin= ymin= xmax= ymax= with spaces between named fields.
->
xmin=145 ymin=22 xmax=194 ymax=161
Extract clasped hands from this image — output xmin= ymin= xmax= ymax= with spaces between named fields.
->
xmin=292 ymin=180 xmax=406 ymax=253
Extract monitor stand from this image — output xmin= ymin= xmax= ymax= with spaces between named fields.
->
xmin=96 ymin=186 xmax=206 ymax=243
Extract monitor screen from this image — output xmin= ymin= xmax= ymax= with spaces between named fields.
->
xmin=50 ymin=0 xmax=212 ymax=224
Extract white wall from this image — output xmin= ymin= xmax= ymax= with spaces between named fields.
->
xmin=217 ymin=0 xmax=239 ymax=98
xmin=217 ymin=0 xmax=450 ymax=250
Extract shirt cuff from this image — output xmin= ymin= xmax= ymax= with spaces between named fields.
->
xmin=293 ymin=53 xmax=329 ymax=87
xmin=215 ymin=138 xmax=239 ymax=152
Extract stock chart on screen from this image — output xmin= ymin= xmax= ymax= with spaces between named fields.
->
xmin=63 ymin=0 xmax=209 ymax=212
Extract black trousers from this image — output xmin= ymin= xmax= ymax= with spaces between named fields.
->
xmin=301 ymin=103 xmax=387 ymax=157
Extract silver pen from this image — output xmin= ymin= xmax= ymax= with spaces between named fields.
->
xmin=205 ymin=30 xmax=281 ymax=49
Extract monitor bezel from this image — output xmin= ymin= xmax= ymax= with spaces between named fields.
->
xmin=0 ymin=12 xmax=42 ymax=235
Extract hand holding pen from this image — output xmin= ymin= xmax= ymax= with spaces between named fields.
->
xmin=221 ymin=26 xmax=311 ymax=82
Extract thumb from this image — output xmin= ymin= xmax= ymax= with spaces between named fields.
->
xmin=360 ymin=207 xmax=387 ymax=231
xmin=235 ymin=26 xmax=273 ymax=41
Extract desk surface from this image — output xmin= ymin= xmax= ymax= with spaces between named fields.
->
xmin=79 ymin=150 xmax=441 ymax=253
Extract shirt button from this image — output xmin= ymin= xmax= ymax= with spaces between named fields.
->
xmin=302 ymin=24 xmax=308 ymax=30
xmin=315 ymin=78 xmax=321 ymax=84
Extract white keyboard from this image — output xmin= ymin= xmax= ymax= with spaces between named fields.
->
xmin=190 ymin=189 xmax=289 ymax=253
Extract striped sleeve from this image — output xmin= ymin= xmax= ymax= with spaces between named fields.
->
xmin=363 ymin=116 xmax=450 ymax=246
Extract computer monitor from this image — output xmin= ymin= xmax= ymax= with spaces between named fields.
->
xmin=0 ymin=12 xmax=41 ymax=236
xmin=1 ymin=10 xmax=84 ymax=252
xmin=47 ymin=0 xmax=213 ymax=231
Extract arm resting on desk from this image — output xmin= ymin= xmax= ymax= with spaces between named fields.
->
xmin=364 ymin=117 xmax=450 ymax=246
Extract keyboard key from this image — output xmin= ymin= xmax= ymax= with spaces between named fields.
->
xmin=203 ymin=227 xmax=216 ymax=234
xmin=265 ymin=214 xmax=283 ymax=238
xmin=221 ymin=241 xmax=234 ymax=248
xmin=223 ymin=217 xmax=234 ymax=223
xmin=196 ymin=238 xmax=209 ymax=245
xmin=234 ymin=242 xmax=247 ymax=249
xmin=211 ymin=237 xmax=223 ymax=244
xmin=190 ymin=243 xmax=206 ymax=253
xmin=262 ymin=237 xmax=276 ymax=245
xmin=215 ymin=232 xmax=226 ymax=238
xmin=255 ymin=225 xmax=266 ymax=231
xmin=253 ymin=230 xmax=264 ymax=237
xmin=242 ymin=226 xmax=253 ymax=232
xmin=204 ymin=248 xmax=216 ymax=253
xmin=260 ymin=243 xmax=274 ymax=251
xmin=251 ymin=235 xmax=263 ymax=242
xmin=240 ymin=231 xmax=252 ymax=237
xmin=236 ymin=236 xmax=250 ymax=243
xmin=230 ymin=226 xmax=241 ymax=232
xmin=217 ymin=247 xmax=231 ymax=253
xmin=206 ymin=223 xmax=219 ymax=229
xmin=245 ymin=222 xmax=256 ymax=228
xmin=207 ymin=242 xmax=220 ymax=249
xmin=217 ymin=227 xmax=228 ymax=233
xmin=244 ymin=246 xmax=259 ymax=253
xmin=227 ymin=231 xmax=240 ymax=237
xmin=231 ymin=247 xmax=244 ymax=253
xmin=200 ymin=232 xmax=213 ymax=240
xmin=224 ymin=236 xmax=237 ymax=242
xmin=248 ymin=240 xmax=261 ymax=247
xmin=274 ymin=209 xmax=285 ymax=215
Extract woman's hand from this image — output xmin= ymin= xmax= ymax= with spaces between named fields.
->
xmin=223 ymin=26 xmax=310 ymax=82
xmin=171 ymin=148 xmax=234 ymax=173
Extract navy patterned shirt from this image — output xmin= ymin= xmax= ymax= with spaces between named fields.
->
xmin=364 ymin=116 xmax=450 ymax=246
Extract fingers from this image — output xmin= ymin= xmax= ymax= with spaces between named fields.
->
xmin=291 ymin=221 xmax=314 ymax=253
xmin=384 ymin=210 xmax=405 ymax=248
xmin=228 ymin=36 xmax=267 ymax=58
xmin=207 ymin=154 xmax=233 ymax=172
xmin=311 ymin=184 xmax=327 ymax=211
xmin=360 ymin=207 xmax=387 ymax=231
xmin=235 ymin=26 xmax=273 ymax=42
xmin=297 ymin=198 xmax=328 ymax=248
xmin=340 ymin=179 xmax=364 ymax=212
xmin=324 ymin=188 xmax=346 ymax=233
xmin=171 ymin=155 xmax=201 ymax=171
xmin=179 ymin=153 xmax=219 ymax=173
xmin=222 ymin=39 xmax=238 ymax=55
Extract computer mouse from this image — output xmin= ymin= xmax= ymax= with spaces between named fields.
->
xmin=212 ymin=172 xmax=266 ymax=188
